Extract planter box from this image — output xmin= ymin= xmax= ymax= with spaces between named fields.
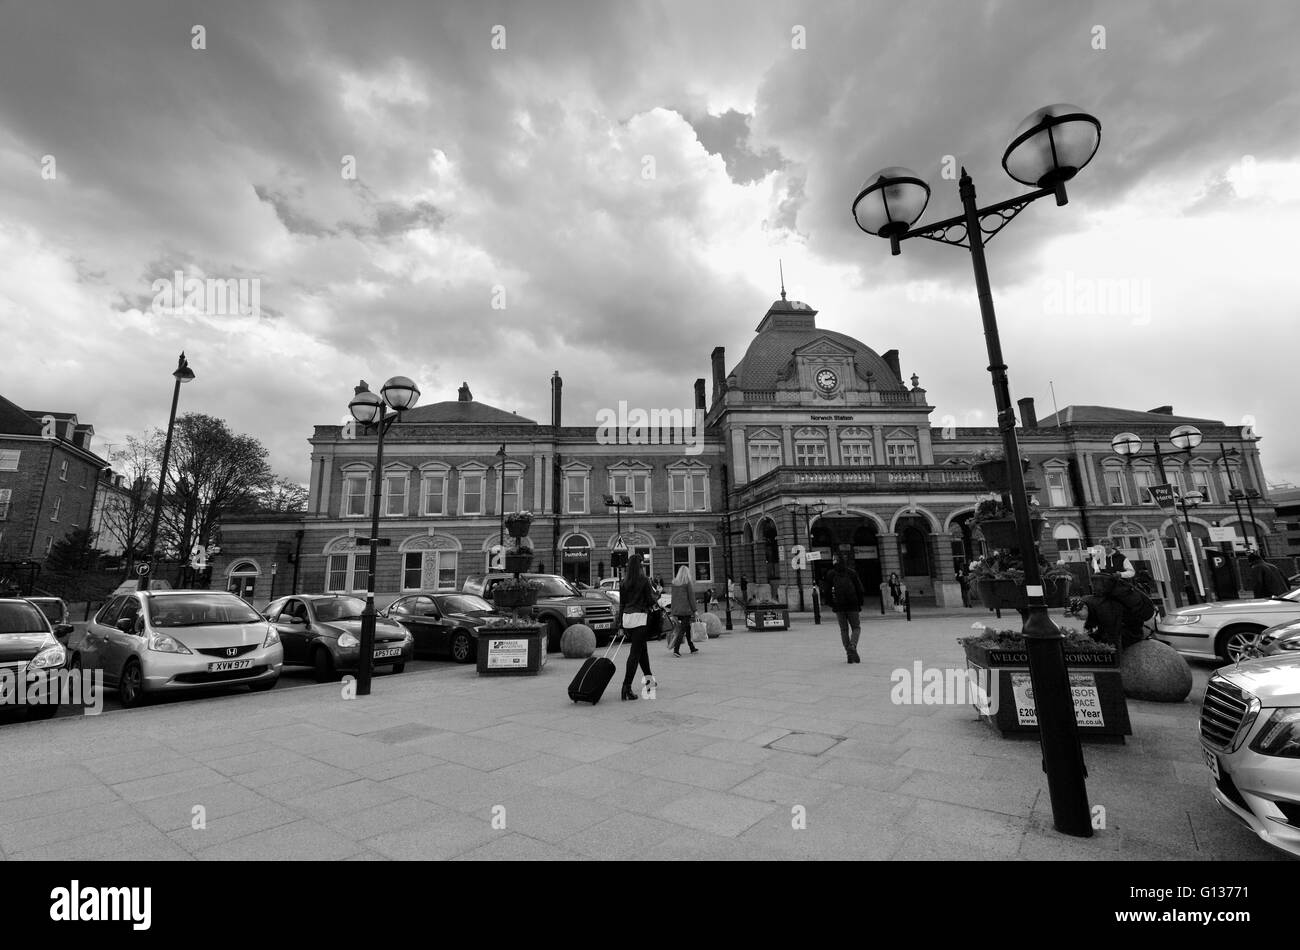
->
xmin=477 ymin=623 xmax=546 ymax=676
xmin=973 ymin=517 xmax=1044 ymax=550
xmin=962 ymin=641 xmax=1131 ymax=740
xmin=492 ymin=587 xmax=538 ymax=610
xmin=745 ymin=606 xmax=789 ymax=630
xmin=505 ymin=521 xmax=532 ymax=540
xmin=974 ymin=577 xmax=1071 ymax=610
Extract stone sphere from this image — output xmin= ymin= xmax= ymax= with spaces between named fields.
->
xmin=701 ymin=613 xmax=724 ymax=638
xmin=560 ymin=624 xmax=597 ymax=658
xmin=1120 ymin=639 xmax=1193 ymax=702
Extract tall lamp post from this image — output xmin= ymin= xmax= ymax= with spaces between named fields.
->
xmin=1111 ymin=425 xmax=1205 ymax=604
xmin=347 ymin=376 xmax=420 ymax=697
xmin=603 ymin=493 xmax=633 ymax=571
xmin=852 ymin=103 xmax=1100 ymax=837
xmin=140 ymin=353 xmax=195 ymax=591
xmin=496 ymin=445 xmax=509 ymax=561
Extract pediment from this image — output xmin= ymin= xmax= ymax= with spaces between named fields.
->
xmin=792 ymin=336 xmax=856 ymax=359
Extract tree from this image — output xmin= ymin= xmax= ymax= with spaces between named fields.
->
xmin=46 ymin=527 xmax=103 ymax=573
xmin=241 ymin=476 xmax=309 ymax=513
xmin=101 ymin=437 xmax=160 ymax=570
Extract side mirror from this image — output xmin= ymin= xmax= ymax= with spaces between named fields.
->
xmin=116 ymin=617 xmax=136 ymax=634
xmin=287 ymin=615 xmax=307 ymax=625
xmin=53 ymin=623 xmax=73 ymax=641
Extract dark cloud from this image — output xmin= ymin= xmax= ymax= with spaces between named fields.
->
xmin=687 ymin=109 xmax=787 ymax=184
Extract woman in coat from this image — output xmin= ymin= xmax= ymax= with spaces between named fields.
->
xmin=670 ymin=565 xmax=700 ymax=657
xmin=888 ymin=572 xmax=903 ymax=608
xmin=617 ymin=554 xmax=656 ymax=701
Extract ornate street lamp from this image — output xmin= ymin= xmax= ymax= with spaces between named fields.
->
xmin=603 ymin=493 xmax=633 ymax=570
xmin=347 ymin=375 xmax=420 ymax=697
xmin=852 ymin=104 xmax=1101 ymax=837
xmin=141 ymin=353 xmax=195 ymax=591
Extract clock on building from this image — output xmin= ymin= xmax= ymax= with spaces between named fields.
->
xmin=815 ymin=369 xmax=838 ymax=392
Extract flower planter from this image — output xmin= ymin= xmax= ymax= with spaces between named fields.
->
xmin=477 ymin=622 xmax=546 ymax=676
xmin=505 ymin=520 xmax=532 ymax=540
xmin=745 ymin=605 xmax=789 ymax=630
xmin=974 ymin=458 xmax=1023 ymax=493
xmin=492 ymin=587 xmax=538 ymax=610
xmin=961 ymin=640 xmax=1132 ymax=740
xmin=973 ymin=516 xmax=1044 ymax=551
xmin=975 ymin=576 xmax=1070 ymax=610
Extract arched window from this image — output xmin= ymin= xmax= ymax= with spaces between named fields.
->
xmin=227 ymin=560 xmax=260 ymax=600
xmin=562 ymin=535 xmax=591 ymax=586
xmin=1053 ymin=524 xmax=1084 ymax=561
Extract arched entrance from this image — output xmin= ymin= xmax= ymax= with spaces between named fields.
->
xmin=742 ymin=523 xmax=755 ymax=581
xmin=808 ymin=517 xmax=836 ymax=592
xmin=949 ymin=513 xmax=975 ymax=571
xmin=850 ymin=521 xmax=883 ymax=596
xmin=561 ymin=535 xmax=592 ymax=586
xmin=227 ymin=561 xmax=260 ymax=601
xmin=757 ymin=518 xmax=779 ymax=584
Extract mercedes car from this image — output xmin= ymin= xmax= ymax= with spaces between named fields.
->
xmin=1156 ymin=586 xmax=1300 ymax=662
xmin=263 ymin=594 xmax=413 ymax=681
xmin=382 ymin=592 xmax=505 ymax=663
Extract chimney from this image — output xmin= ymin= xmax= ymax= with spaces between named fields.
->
xmin=694 ymin=378 xmax=706 ymax=417
xmin=1147 ymin=406 xmax=1173 ymax=415
xmin=1017 ymin=397 xmax=1038 ymax=428
xmin=882 ymin=349 xmax=902 ymax=382
xmin=710 ymin=346 xmax=727 ymax=403
xmin=551 ymin=371 xmax=562 ymax=428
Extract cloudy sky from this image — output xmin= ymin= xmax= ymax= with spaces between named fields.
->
xmin=2 ymin=0 xmax=1298 ymax=486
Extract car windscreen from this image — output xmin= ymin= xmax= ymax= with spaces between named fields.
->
xmin=437 ymin=595 xmax=494 ymax=614
xmin=528 ymin=576 xmax=579 ymax=597
xmin=312 ymin=598 xmax=367 ymax=622
xmin=29 ymin=599 xmax=65 ymax=622
xmin=0 ymin=602 xmax=51 ymax=634
xmin=147 ymin=594 xmax=264 ymax=626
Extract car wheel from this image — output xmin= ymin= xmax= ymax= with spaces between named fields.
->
xmin=248 ymin=677 xmax=277 ymax=692
xmin=391 ymin=663 xmax=406 ymax=674
xmin=69 ymin=654 xmax=82 ymax=674
xmin=450 ymin=629 xmax=474 ymax=663
xmin=118 ymin=660 xmax=146 ymax=708
xmin=1218 ymin=626 xmax=1266 ymax=663
xmin=313 ymin=648 xmax=337 ymax=683
xmin=546 ymin=618 xmax=563 ymax=653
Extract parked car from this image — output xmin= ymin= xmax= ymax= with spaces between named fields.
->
xmin=382 ymin=592 xmax=505 ymax=663
xmin=1156 ymin=587 xmax=1300 ymax=662
xmin=0 ymin=598 xmax=71 ymax=720
xmin=1256 ymin=619 xmax=1300 ymax=657
xmin=462 ymin=573 xmax=617 ymax=648
xmin=71 ymin=590 xmax=281 ymax=707
xmin=26 ymin=596 xmax=70 ymax=627
xmin=263 ymin=594 xmax=413 ymax=681
xmin=1199 ymin=654 xmax=1300 ymax=858
xmin=597 ymin=576 xmax=674 ymax=612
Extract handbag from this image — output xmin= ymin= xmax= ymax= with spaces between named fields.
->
xmin=691 ymin=620 xmax=707 ymax=642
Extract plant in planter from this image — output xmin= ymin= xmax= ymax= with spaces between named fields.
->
xmin=504 ymin=511 xmax=534 ymax=539
xmin=957 ymin=623 xmax=1115 ymax=657
xmin=966 ymin=449 xmax=1033 ymax=493
xmin=969 ymin=552 xmax=1071 ymax=609
xmin=491 ymin=576 xmax=540 ymax=612
xmin=971 ymin=497 xmax=1045 ymax=551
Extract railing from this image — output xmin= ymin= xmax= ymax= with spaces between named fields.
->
xmin=736 ymin=465 xmax=987 ymax=501
xmin=739 ymin=389 xmax=919 ymax=406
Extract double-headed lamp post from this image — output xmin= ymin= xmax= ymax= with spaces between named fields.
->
xmin=141 ymin=353 xmax=196 ymax=591
xmin=1111 ymin=424 xmax=1205 ymax=603
xmin=603 ymin=493 xmax=633 ymax=571
xmin=852 ymin=104 xmax=1101 ymax=837
xmin=347 ymin=376 xmax=420 ymax=697
xmin=787 ymin=501 xmax=827 ymax=622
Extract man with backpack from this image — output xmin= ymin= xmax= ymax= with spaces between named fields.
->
xmin=822 ymin=554 xmax=866 ymax=664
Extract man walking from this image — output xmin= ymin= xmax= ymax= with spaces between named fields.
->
xmin=823 ymin=554 xmax=866 ymax=664
xmin=1247 ymin=552 xmax=1289 ymax=597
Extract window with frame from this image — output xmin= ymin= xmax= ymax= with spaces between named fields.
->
xmin=402 ymin=551 xmax=459 ymax=591
xmin=1102 ymin=469 xmax=1126 ymax=505
xmin=1191 ymin=469 xmax=1214 ymax=503
xmin=51 ymin=497 xmax=61 ymax=522
xmin=384 ymin=472 xmax=408 ymax=516
xmin=1161 ymin=466 xmax=1185 ymax=495
xmin=885 ymin=440 xmax=919 ymax=466
xmin=0 ymin=450 xmax=19 ymax=471
xmin=325 ymin=552 xmax=371 ymax=593
xmin=421 ymin=472 xmax=447 ymax=515
xmin=460 ymin=473 xmax=484 ymax=515
xmin=501 ymin=471 xmax=523 ymax=514
xmin=669 ymin=471 xmax=708 ymax=512
xmin=58 ymin=460 xmax=68 ymax=481
xmin=1133 ymin=469 xmax=1156 ymax=505
xmin=794 ymin=441 xmax=828 ymax=467
xmin=565 ymin=474 xmax=587 ymax=514
xmin=748 ymin=440 xmax=782 ymax=478
xmin=343 ymin=473 xmax=369 ymax=517
xmin=1045 ymin=470 xmax=1070 ymax=507
xmin=672 ymin=545 xmax=713 ymax=582
xmin=0 ymin=488 xmax=10 ymax=521
xmin=840 ymin=441 xmax=875 ymax=466
xmin=610 ymin=472 xmax=650 ymax=513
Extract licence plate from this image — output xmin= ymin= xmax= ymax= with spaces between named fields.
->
xmin=1203 ymin=747 xmax=1220 ymax=780
xmin=374 ymin=648 xmax=402 ymax=659
xmin=208 ymin=659 xmax=252 ymax=672
xmin=593 ymin=622 xmax=611 ymax=630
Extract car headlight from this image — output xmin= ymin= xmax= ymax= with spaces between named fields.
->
xmin=1250 ymin=708 xmax=1300 ymax=758
xmin=148 ymin=633 xmax=193 ymax=654
xmin=1277 ymin=639 xmax=1300 ymax=651
xmin=1165 ymin=614 xmax=1202 ymax=625
xmin=263 ymin=626 xmax=279 ymax=647
xmin=566 ymin=605 xmax=585 ymax=618
xmin=27 ymin=645 xmax=65 ymax=670
xmin=338 ymin=632 xmax=359 ymax=649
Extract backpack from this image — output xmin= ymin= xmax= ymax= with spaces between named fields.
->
xmin=1110 ymin=581 xmax=1156 ymax=624
xmin=831 ymin=569 xmax=860 ymax=610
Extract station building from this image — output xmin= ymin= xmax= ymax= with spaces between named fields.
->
xmin=213 ymin=293 xmax=1280 ymax=608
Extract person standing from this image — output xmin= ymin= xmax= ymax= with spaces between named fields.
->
xmin=887 ymin=572 xmax=903 ymax=610
xmin=1247 ymin=552 xmax=1289 ymax=597
xmin=740 ymin=575 xmax=749 ymax=605
xmin=617 ymin=555 xmax=656 ymax=701
xmin=670 ymin=565 xmax=700 ymax=657
xmin=825 ymin=555 xmax=866 ymax=663
xmin=1095 ymin=539 xmax=1135 ymax=578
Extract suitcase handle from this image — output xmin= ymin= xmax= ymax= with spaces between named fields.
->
xmin=603 ymin=632 xmax=626 ymax=663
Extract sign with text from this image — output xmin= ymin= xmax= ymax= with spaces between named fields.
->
xmin=1010 ymin=672 xmax=1105 ymax=728
xmin=1150 ymin=484 xmax=1177 ymax=512
xmin=486 ymin=638 xmax=528 ymax=669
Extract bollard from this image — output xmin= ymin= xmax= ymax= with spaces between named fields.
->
xmin=905 ymin=588 xmax=912 ymax=622
xmin=812 ymin=586 xmax=821 ymax=625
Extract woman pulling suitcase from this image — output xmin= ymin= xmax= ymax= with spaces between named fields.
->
xmin=616 ymin=554 xmax=656 ymax=701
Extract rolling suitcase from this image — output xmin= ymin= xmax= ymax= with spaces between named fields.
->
xmin=568 ymin=634 xmax=624 ymax=704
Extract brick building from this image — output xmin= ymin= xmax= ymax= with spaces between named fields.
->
xmin=0 ymin=396 xmax=109 ymax=562
xmin=213 ymin=292 xmax=1279 ymax=608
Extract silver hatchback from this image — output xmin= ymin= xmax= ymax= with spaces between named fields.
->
xmin=74 ymin=590 xmax=282 ymax=706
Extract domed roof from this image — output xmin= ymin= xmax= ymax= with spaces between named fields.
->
xmin=727 ymin=297 xmax=906 ymax=391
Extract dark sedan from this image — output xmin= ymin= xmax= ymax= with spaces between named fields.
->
xmin=0 ymin=598 xmax=72 ymax=720
xmin=263 ymin=594 xmax=413 ymax=681
xmin=382 ymin=593 xmax=505 ymax=663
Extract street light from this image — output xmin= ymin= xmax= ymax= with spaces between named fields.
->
xmin=347 ymin=375 xmax=420 ymax=697
xmin=496 ymin=445 xmax=509 ymax=560
xmin=141 ymin=353 xmax=195 ymax=591
xmin=852 ymin=104 xmax=1100 ymax=837
xmin=1111 ymin=425 xmax=1205 ymax=604
xmin=603 ymin=493 xmax=633 ymax=571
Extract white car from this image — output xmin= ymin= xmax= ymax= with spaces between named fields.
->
xmin=1199 ymin=654 xmax=1300 ymax=858
xmin=1157 ymin=588 xmax=1300 ymax=662
xmin=598 ymin=577 xmax=671 ymax=610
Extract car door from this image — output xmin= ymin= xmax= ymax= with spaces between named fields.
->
xmin=101 ymin=595 xmax=143 ymax=686
xmin=273 ymin=598 xmax=311 ymax=665
xmin=80 ymin=596 xmax=124 ymax=672
xmin=391 ymin=596 xmax=438 ymax=654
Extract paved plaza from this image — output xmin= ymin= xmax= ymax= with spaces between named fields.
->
xmin=0 ymin=610 xmax=1283 ymax=861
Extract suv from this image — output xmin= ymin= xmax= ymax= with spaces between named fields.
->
xmin=462 ymin=573 xmax=616 ymax=649
xmin=1199 ymin=655 xmax=1300 ymax=858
